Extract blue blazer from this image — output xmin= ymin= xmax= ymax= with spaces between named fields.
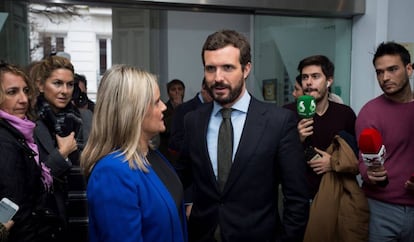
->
xmin=87 ymin=151 xmax=187 ymax=242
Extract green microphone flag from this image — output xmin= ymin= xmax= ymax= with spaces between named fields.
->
xmin=297 ymin=95 xmax=316 ymax=118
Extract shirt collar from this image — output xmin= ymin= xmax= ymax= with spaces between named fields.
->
xmin=212 ymin=90 xmax=251 ymax=117
xmin=197 ymin=92 xmax=204 ymax=103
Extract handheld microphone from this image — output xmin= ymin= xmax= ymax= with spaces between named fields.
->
xmin=297 ymin=95 xmax=316 ymax=119
xmin=297 ymin=95 xmax=319 ymax=160
xmin=358 ymin=128 xmax=388 ymax=187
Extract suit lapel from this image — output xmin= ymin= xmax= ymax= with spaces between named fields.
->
xmin=197 ymin=104 xmax=221 ymax=189
xmin=223 ymin=98 xmax=267 ymax=192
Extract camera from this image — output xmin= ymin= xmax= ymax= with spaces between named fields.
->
xmin=39 ymin=104 xmax=81 ymax=137
xmin=72 ymin=74 xmax=89 ymax=108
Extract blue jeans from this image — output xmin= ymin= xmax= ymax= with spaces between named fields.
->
xmin=368 ymin=198 xmax=414 ymax=242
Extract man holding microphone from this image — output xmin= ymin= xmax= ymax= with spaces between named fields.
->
xmin=297 ymin=55 xmax=356 ymax=198
xmin=356 ymin=42 xmax=414 ymax=242
xmin=297 ymin=55 xmax=369 ymax=242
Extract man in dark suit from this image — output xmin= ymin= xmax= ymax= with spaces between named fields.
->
xmin=169 ymin=78 xmax=212 ymax=154
xmin=178 ymin=29 xmax=309 ymax=242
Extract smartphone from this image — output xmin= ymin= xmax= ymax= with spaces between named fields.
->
xmin=304 ymin=146 xmax=321 ymax=161
xmin=310 ymin=153 xmax=322 ymax=161
xmin=0 ymin=198 xmax=19 ymax=223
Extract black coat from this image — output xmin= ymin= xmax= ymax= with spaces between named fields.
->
xmin=169 ymin=94 xmax=204 ymax=153
xmin=0 ymin=119 xmax=43 ymax=242
xmin=34 ymin=107 xmax=92 ymax=241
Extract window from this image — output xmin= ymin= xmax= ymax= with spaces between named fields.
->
xmin=43 ymin=35 xmax=65 ymax=57
xmin=96 ymin=37 xmax=111 ymax=87
xmin=99 ymin=38 xmax=107 ymax=75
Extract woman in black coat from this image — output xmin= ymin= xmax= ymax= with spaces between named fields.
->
xmin=33 ymin=56 xmax=91 ymax=242
xmin=0 ymin=62 xmax=51 ymax=242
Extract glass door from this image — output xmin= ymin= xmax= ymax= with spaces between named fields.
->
xmin=253 ymin=15 xmax=352 ymax=105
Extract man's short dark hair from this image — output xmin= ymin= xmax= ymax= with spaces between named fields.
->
xmin=201 ymin=29 xmax=251 ymax=69
xmin=74 ymin=73 xmax=87 ymax=86
xmin=295 ymin=74 xmax=302 ymax=85
xmin=297 ymin=55 xmax=335 ymax=79
xmin=167 ymin=79 xmax=185 ymax=92
xmin=373 ymin=42 xmax=411 ymax=66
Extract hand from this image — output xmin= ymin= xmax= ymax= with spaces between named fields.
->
xmin=56 ymin=132 xmax=78 ymax=159
xmin=307 ymin=147 xmax=332 ymax=175
xmin=405 ymin=180 xmax=414 ymax=191
xmin=366 ymin=166 xmax=387 ymax=184
xmin=185 ymin=203 xmax=193 ymax=220
xmin=297 ymin=118 xmax=314 ymax=143
xmin=2 ymin=220 xmax=14 ymax=230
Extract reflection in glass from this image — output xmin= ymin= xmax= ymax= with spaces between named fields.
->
xmin=254 ymin=16 xmax=352 ymax=105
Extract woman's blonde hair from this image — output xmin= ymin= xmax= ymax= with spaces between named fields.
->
xmin=80 ymin=65 xmax=158 ymax=177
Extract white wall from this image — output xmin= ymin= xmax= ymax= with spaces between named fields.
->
xmin=387 ymin=0 xmax=414 ymax=41
xmin=387 ymin=0 xmax=414 ymax=97
xmin=350 ymin=0 xmax=414 ymax=114
xmin=350 ymin=0 xmax=389 ymax=114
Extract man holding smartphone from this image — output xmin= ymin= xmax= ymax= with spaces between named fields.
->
xmin=0 ymin=220 xmax=14 ymax=242
xmin=296 ymin=55 xmax=357 ymax=199
xmin=296 ymin=56 xmax=370 ymax=242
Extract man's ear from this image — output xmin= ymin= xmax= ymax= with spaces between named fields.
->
xmin=407 ymin=62 xmax=413 ymax=77
xmin=243 ymin=62 xmax=251 ymax=79
xmin=326 ymin=78 xmax=333 ymax=88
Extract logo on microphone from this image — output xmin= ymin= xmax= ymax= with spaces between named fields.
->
xmin=297 ymin=95 xmax=316 ymax=118
xmin=358 ymin=128 xmax=387 ymax=167
xmin=361 ymin=145 xmax=386 ymax=167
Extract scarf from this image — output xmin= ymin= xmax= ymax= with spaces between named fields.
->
xmin=36 ymin=94 xmax=83 ymax=138
xmin=0 ymin=110 xmax=53 ymax=191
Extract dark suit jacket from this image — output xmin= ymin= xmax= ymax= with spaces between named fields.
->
xmin=169 ymin=93 xmax=204 ymax=153
xmin=179 ymin=96 xmax=309 ymax=242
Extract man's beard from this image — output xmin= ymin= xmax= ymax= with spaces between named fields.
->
xmin=207 ymin=77 xmax=244 ymax=106
xmin=382 ymin=75 xmax=410 ymax=97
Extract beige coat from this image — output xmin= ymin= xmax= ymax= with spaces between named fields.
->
xmin=304 ymin=135 xmax=369 ymax=242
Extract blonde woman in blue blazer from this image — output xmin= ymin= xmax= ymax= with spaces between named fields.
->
xmin=81 ymin=65 xmax=187 ymax=242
